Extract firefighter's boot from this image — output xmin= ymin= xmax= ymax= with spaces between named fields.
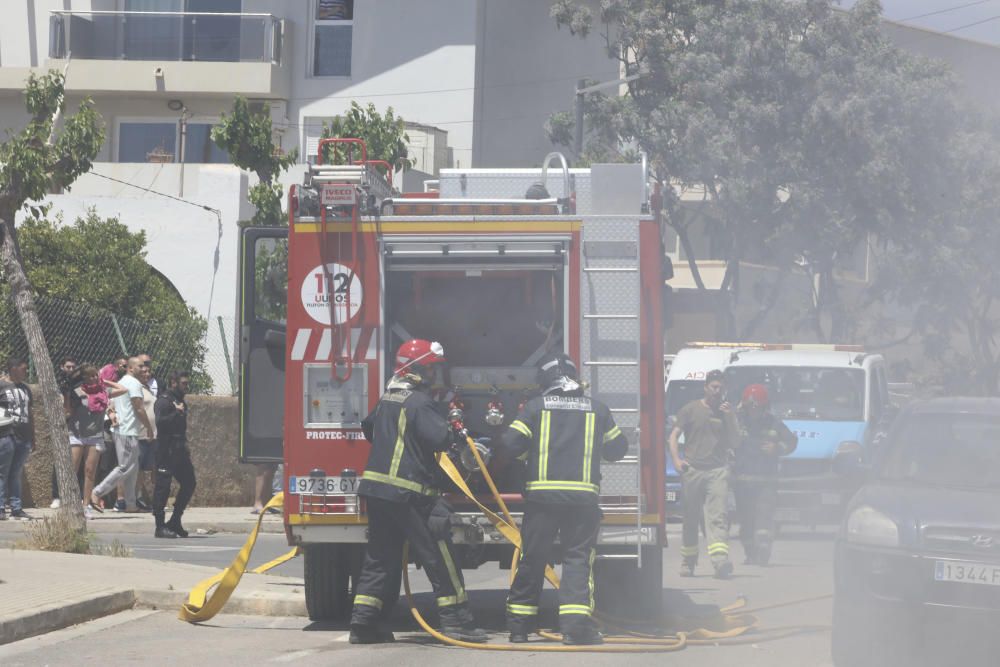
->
xmin=441 ymin=605 xmax=488 ymax=643
xmin=349 ymin=624 xmax=395 ymax=644
xmin=166 ymin=512 xmax=188 ymax=538
xmin=713 ymin=559 xmax=734 ymax=579
xmin=563 ymin=627 xmax=604 ymax=646
xmin=153 ymin=512 xmax=177 ymax=539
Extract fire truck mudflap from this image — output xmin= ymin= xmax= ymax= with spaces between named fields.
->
xmin=238 ymin=143 xmax=667 ymax=620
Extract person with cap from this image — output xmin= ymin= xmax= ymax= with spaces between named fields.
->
xmin=500 ymin=352 xmax=629 ymax=646
xmin=349 ymin=339 xmax=487 ymax=645
xmin=669 ymin=369 xmax=740 ymax=579
xmin=734 ymin=383 xmax=797 ymax=566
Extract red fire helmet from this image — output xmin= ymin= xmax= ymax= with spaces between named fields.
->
xmin=742 ymin=383 xmax=770 ymax=408
xmin=394 ymin=339 xmax=446 ymax=375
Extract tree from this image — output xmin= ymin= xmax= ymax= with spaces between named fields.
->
xmin=211 ymin=96 xmax=298 ymax=226
xmin=873 ymin=112 xmax=1000 ymax=396
xmin=1 ymin=211 xmax=210 ymax=391
xmin=320 ymin=102 xmax=413 ymax=173
xmin=0 ymin=71 xmax=104 ymax=530
xmin=549 ymin=0 xmax=954 ymax=340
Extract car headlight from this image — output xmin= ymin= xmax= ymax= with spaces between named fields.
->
xmin=845 ymin=505 xmax=899 ymax=547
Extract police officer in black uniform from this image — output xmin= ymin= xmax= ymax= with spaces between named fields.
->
xmin=501 ymin=353 xmax=629 ymax=645
xmin=349 ymin=339 xmax=488 ymax=645
xmin=152 ymin=372 xmax=197 ymax=539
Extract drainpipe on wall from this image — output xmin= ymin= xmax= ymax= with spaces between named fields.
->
xmin=178 ymin=107 xmax=189 ymax=197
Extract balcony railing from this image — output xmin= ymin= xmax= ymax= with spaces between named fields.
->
xmin=49 ymin=11 xmax=282 ymax=64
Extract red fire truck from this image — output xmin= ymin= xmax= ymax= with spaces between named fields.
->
xmin=238 ymin=139 xmax=668 ymax=620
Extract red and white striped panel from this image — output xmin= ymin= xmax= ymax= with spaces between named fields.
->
xmin=289 ymin=326 xmax=378 ymax=362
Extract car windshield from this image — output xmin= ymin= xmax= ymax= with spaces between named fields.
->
xmin=880 ymin=412 xmax=1000 ymax=489
xmin=725 ymin=366 xmax=865 ymax=421
xmin=666 ymin=380 xmax=706 ymax=419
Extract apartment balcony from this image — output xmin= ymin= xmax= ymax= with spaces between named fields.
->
xmin=46 ymin=10 xmax=290 ymax=98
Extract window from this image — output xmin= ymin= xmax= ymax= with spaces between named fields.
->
xmin=312 ymin=0 xmax=353 ymax=77
xmin=119 ymin=122 xmax=178 ymax=162
xmin=117 ymin=120 xmax=229 ymax=163
xmin=184 ymin=124 xmax=230 ymax=163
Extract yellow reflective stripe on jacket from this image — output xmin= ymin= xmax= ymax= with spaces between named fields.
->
xmin=509 ymin=419 xmax=532 ymax=439
xmin=361 ymin=470 xmax=436 ymax=496
xmin=603 ymin=425 xmax=622 ymax=443
xmin=525 ymin=480 xmax=599 ymax=494
xmin=355 ymin=594 xmax=383 ymax=609
xmin=582 ymin=412 xmax=595 ymax=483
xmin=538 ymin=410 xmax=551 ymax=481
xmin=438 ymin=540 xmax=467 ymax=605
xmin=559 ymin=604 xmax=593 ymax=616
xmin=506 ymin=603 xmax=538 ymax=616
xmin=388 ymin=409 xmax=408 ymax=478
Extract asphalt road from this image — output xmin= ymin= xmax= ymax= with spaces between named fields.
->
xmin=1 ymin=525 xmax=841 ymax=666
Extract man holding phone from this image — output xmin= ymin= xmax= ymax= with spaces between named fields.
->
xmin=669 ymin=369 xmax=740 ymax=579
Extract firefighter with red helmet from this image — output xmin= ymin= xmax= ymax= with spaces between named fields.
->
xmin=349 ymin=339 xmax=488 ymax=645
xmin=500 ymin=352 xmax=629 ymax=646
xmin=734 ymin=383 xmax=797 ymax=566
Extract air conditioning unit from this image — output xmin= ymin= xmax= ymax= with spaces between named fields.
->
xmin=249 ymin=99 xmax=288 ymax=131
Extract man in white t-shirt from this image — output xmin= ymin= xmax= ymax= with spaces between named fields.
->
xmin=91 ymin=357 xmax=154 ymax=512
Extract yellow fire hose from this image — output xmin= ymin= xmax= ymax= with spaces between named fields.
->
xmin=179 ymin=436 xmax=831 ymax=651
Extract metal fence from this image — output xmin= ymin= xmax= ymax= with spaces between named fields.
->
xmin=0 ymin=294 xmax=237 ymax=396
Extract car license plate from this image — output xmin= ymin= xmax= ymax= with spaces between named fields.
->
xmin=666 ymin=491 xmax=677 ymax=503
xmin=774 ymin=508 xmax=800 ymax=523
xmin=287 ymin=476 xmax=359 ymax=495
xmin=934 ymin=560 xmax=1000 ymax=587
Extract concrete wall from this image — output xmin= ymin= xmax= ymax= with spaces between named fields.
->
xmin=21 ymin=394 xmax=256 ymax=508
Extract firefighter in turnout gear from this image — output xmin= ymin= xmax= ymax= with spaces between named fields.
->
xmin=669 ymin=369 xmax=740 ymax=579
xmin=500 ymin=353 xmax=629 ymax=645
xmin=734 ymin=384 xmax=797 ymax=566
xmin=349 ymin=340 xmax=488 ymax=645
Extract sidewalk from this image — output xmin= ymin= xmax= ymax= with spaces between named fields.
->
xmin=0 ymin=549 xmax=306 ymax=646
xmin=1 ymin=506 xmax=287 ymax=535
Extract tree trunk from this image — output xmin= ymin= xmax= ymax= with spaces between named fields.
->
xmin=0 ymin=216 xmax=85 ymax=531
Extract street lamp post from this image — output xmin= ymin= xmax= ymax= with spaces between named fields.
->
xmin=573 ymin=73 xmax=644 ymax=157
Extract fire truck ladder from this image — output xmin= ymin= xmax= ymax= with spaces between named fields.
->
xmin=309 ymin=138 xmax=393 ymax=382
xmin=580 ymin=222 xmax=646 ymax=565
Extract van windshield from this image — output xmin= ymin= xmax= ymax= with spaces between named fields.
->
xmin=725 ymin=366 xmax=865 ymax=422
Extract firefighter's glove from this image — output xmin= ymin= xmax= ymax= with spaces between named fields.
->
xmin=428 ymin=498 xmax=455 ymax=540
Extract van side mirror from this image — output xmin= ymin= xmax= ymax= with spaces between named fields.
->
xmin=833 ymin=448 xmax=869 ymax=481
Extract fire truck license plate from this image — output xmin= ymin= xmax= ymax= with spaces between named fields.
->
xmin=935 ymin=560 xmax=1000 ymax=587
xmin=288 ymin=476 xmax=358 ymax=495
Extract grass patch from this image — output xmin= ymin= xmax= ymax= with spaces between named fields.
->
xmin=13 ymin=512 xmax=91 ymax=553
xmin=12 ymin=514 xmax=132 ymax=557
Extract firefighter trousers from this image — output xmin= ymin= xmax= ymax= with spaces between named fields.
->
xmin=733 ymin=478 xmax=777 ymax=558
xmin=680 ymin=466 xmax=731 ymax=566
xmin=152 ymin=442 xmax=196 ymax=527
xmin=506 ymin=502 xmax=601 ymax=636
xmin=351 ymin=495 xmax=473 ymax=630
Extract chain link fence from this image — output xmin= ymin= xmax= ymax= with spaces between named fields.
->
xmin=0 ymin=294 xmax=237 ymax=395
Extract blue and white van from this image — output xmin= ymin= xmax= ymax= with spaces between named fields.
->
xmin=724 ymin=347 xmax=892 ymax=526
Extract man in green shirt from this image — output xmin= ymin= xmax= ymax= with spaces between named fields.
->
xmin=669 ymin=369 xmax=740 ymax=578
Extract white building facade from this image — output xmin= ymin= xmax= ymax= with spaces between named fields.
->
xmin=0 ymin=0 xmax=616 ymax=392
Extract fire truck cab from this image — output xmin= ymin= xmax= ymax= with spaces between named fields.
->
xmin=238 ymin=141 xmax=668 ymax=620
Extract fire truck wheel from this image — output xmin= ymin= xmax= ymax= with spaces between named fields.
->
xmin=304 ymin=544 xmax=352 ymax=621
